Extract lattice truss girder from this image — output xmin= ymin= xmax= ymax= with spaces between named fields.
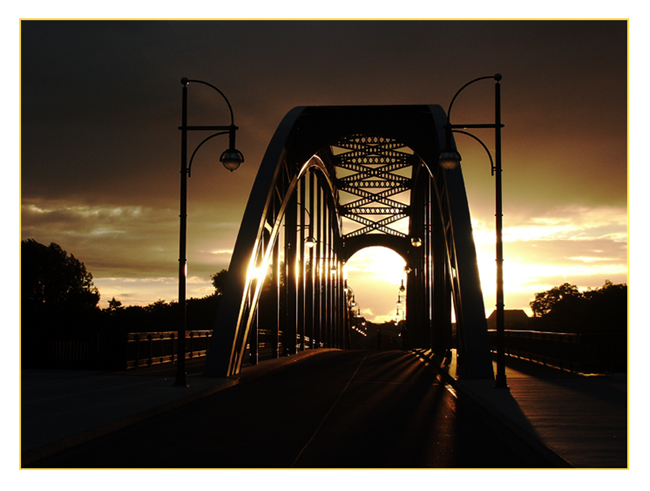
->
xmin=333 ymin=135 xmax=414 ymax=238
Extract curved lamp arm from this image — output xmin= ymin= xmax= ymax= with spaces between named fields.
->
xmin=182 ymin=77 xmax=236 ymax=126
xmin=452 ymin=130 xmax=495 ymax=176
xmin=187 ymin=131 xmax=229 ymax=177
xmin=446 ymin=73 xmax=501 ymax=126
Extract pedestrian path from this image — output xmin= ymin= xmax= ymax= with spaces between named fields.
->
xmin=21 ymin=351 xmax=327 ymax=466
xmin=414 ymin=349 xmax=628 ymax=468
xmin=21 ymin=349 xmax=627 ymax=468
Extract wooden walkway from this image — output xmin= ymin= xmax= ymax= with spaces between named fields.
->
xmin=450 ymin=355 xmax=627 ymax=468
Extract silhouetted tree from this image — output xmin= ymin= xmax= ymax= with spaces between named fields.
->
xmin=530 ymin=280 xmax=626 ymax=334
xmin=211 ymin=269 xmax=229 ymax=296
xmin=106 ymin=297 xmax=123 ymax=312
xmin=583 ymin=280 xmax=627 ymax=334
xmin=530 ymin=282 xmax=584 ymax=318
xmin=145 ymin=299 xmax=170 ymax=314
xmin=187 ymin=294 xmax=220 ymax=330
xmin=21 ymin=239 xmax=100 ymax=312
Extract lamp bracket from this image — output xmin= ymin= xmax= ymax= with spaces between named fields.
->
xmin=179 ymin=125 xmax=237 ymax=132
xmin=450 ymin=123 xmax=505 ymax=129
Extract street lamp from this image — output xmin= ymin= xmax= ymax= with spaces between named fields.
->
xmin=176 ymin=77 xmax=244 ymax=387
xmin=439 ymin=73 xmax=507 ymax=389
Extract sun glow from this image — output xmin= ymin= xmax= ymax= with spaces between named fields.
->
xmin=472 ymin=204 xmax=628 ymax=317
xmin=344 ymin=247 xmax=408 ymax=323
xmin=246 ymin=258 xmax=267 ymax=284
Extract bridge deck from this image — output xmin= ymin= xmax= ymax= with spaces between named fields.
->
xmin=21 ymin=350 xmax=627 ymax=468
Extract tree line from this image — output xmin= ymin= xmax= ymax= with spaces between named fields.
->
xmin=529 ymin=280 xmax=627 ymax=334
xmin=21 ymin=239 xmax=224 ymax=333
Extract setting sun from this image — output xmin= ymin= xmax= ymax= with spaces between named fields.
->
xmin=344 ymin=247 xmax=408 ymax=323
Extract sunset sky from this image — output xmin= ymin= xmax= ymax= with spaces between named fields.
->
xmin=19 ymin=18 xmax=630 ymax=324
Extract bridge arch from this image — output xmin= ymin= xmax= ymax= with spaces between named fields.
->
xmin=205 ymin=105 xmax=494 ymax=380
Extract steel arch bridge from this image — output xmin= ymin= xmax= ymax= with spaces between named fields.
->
xmin=204 ymin=105 xmax=494 ymax=380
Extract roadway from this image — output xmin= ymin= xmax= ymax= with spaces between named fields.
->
xmin=29 ymin=350 xmax=546 ymax=468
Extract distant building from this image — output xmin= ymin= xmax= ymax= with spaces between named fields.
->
xmin=486 ymin=309 xmax=530 ymax=330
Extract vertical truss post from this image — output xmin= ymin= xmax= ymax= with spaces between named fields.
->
xmin=327 ymin=202 xmax=333 ymax=348
xmin=298 ymin=177 xmax=306 ymax=351
xmin=284 ymin=193 xmax=298 ymax=356
xmin=272 ymin=228 xmax=280 ymax=358
xmin=315 ymin=180 xmax=323 ymax=348
xmin=423 ymin=175 xmax=433 ymax=349
xmin=409 ymin=184 xmax=425 ymax=347
xmin=432 ymin=186 xmax=449 ymax=355
xmin=405 ymin=261 xmax=415 ymax=339
xmin=323 ymin=202 xmax=330 ymax=348
xmin=339 ymin=260 xmax=346 ymax=349
xmin=307 ymin=169 xmax=315 ymax=349
xmin=250 ymin=301 xmax=258 ymax=366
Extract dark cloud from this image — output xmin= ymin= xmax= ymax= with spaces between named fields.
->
xmin=21 ymin=199 xmax=178 ymax=277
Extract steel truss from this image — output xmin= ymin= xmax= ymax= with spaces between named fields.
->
xmin=334 ymin=134 xmax=412 ymax=239
xmin=205 ymin=105 xmax=494 ymax=380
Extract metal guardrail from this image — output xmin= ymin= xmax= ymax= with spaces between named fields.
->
xmin=22 ymin=328 xmax=320 ymax=371
xmin=22 ymin=330 xmax=125 ymax=370
xmin=24 ymin=327 xmax=624 ymax=373
xmin=126 ymin=330 xmax=211 ymax=369
xmin=488 ymin=329 xmax=626 ymax=374
xmin=244 ymin=329 xmax=320 ymax=366
xmin=21 ymin=330 xmax=213 ymax=370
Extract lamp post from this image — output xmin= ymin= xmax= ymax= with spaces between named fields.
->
xmin=396 ymin=293 xmax=406 ymax=321
xmin=396 ymin=279 xmax=406 ymax=321
xmin=439 ymin=74 xmax=507 ymax=389
xmin=176 ymin=78 xmax=244 ymax=387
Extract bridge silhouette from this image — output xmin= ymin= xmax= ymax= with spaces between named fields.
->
xmin=206 ymin=104 xmax=493 ymax=380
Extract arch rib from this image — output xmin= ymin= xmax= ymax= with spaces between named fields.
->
xmin=205 ymin=107 xmax=343 ymax=376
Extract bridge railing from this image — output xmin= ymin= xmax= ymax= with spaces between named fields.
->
xmin=22 ymin=328 xmax=321 ymax=371
xmin=244 ymin=329 xmax=321 ymax=366
xmin=126 ymin=330 xmax=212 ymax=369
xmin=21 ymin=330 xmax=213 ymax=371
xmin=488 ymin=329 xmax=627 ymax=374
